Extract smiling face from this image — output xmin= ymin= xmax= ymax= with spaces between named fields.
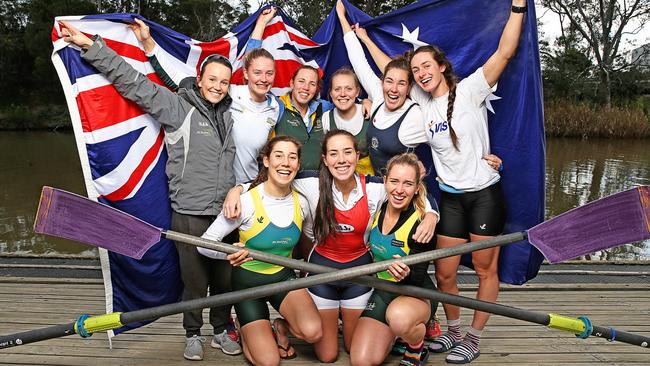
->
xmin=410 ymin=51 xmax=447 ymax=96
xmin=384 ymin=163 xmax=418 ymax=211
xmin=322 ymin=134 xmax=359 ymax=184
xmin=329 ymin=73 xmax=360 ymax=113
xmin=244 ymin=56 xmax=275 ymax=102
xmin=381 ymin=67 xmax=410 ymax=111
xmin=290 ymin=68 xmax=319 ymax=108
xmin=197 ymin=62 xmax=232 ymax=104
xmin=263 ymin=141 xmax=300 ymax=189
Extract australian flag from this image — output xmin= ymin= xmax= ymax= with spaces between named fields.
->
xmin=51 ymin=0 xmax=544 ymax=337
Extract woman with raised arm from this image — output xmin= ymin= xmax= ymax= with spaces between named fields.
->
xmin=223 ymin=130 xmax=439 ymax=362
xmin=351 ymin=153 xmax=437 ymax=366
xmin=133 ymin=10 xmax=281 ymax=185
xmin=60 ymin=21 xmax=243 ymax=360
xmin=347 ymin=1 xmax=526 ymax=363
xmin=198 ymin=136 xmax=322 ymax=365
xmin=335 ymin=1 xmax=429 ymax=177
xmin=322 ymin=68 xmax=374 ymax=175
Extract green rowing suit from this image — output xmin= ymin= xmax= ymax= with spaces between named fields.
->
xmin=238 ymin=186 xmax=303 ymax=274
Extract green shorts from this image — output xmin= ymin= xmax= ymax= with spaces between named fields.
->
xmin=231 ymin=266 xmax=296 ymax=327
xmin=361 ymin=276 xmax=437 ymax=325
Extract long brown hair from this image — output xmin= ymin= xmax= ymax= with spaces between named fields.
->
xmin=409 ymin=45 xmax=460 ymax=150
xmin=243 ymin=48 xmax=275 ymax=73
xmin=385 ymin=153 xmax=428 ymax=219
xmin=313 ymin=129 xmax=359 ymax=244
xmin=250 ymin=135 xmax=302 ymax=189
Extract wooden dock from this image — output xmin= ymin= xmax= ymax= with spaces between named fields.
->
xmin=1 ymin=263 xmax=649 ymax=365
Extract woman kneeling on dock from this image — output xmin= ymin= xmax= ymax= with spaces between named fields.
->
xmin=198 ymin=136 xmax=322 ymax=365
xmin=350 ymin=153 xmax=437 ymax=366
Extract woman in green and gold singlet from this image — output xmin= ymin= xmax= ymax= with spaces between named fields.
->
xmin=351 ymin=153 xmax=438 ymax=366
xmin=199 ymin=136 xmax=322 ymax=365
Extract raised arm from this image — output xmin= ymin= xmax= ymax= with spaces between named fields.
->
xmin=336 ymin=0 xmax=391 ymax=73
xmin=245 ymin=6 xmax=277 ymax=52
xmin=61 ymin=21 xmax=187 ymax=129
xmin=482 ymin=0 xmax=527 ymax=87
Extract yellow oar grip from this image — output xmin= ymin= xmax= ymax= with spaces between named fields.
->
xmin=547 ymin=313 xmax=586 ymax=334
xmin=75 ymin=313 xmax=123 ymax=335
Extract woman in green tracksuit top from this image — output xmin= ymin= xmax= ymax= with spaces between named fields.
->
xmin=350 ymin=153 xmax=437 ymax=366
xmin=199 ymin=136 xmax=322 ymax=365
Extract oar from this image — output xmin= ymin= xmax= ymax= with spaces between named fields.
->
xmin=33 ymin=185 xmax=650 ymax=267
xmin=8 ymin=185 xmax=645 ymax=346
xmin=1 ymin=252 xmax=649 ymax=349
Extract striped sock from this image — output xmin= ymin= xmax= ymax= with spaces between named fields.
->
xmin=399 ymin=341 xmax=424 ymax=366
xmin=447 ymin=319 xmax=462 ymax=341
xmin=428 ymin=319 xmax=462 ymax=352
xmin=463 ymin=327 xmax=482 ymax=353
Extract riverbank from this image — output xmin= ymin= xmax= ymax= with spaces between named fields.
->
xmin=0 ymin=104 xmax=71 ymax=131
xmin=1 ymin=101 xmax=649 ymax=138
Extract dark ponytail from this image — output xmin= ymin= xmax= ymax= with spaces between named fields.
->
xmin=313 ymin=129 xmax=359 ymax=244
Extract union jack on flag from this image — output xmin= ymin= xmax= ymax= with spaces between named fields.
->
xmin=51 ymin=0 xmax=546 ymax=338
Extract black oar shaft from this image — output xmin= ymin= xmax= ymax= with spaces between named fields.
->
xmin=163 ymin=231 xmax=527 ymax=277
xmin=0 ymin=323 xmax=75 ymax=349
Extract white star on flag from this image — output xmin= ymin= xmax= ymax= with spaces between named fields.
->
xmin=485 ymin=93 xmax=501 ymax=114
xmin=395 ymin=24 xmax=428 ymax=49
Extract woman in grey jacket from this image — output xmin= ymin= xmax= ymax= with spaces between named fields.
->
xmin=61 ymin=21 xmax=242 ymax=361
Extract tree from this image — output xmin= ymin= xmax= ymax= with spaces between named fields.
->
xmin=541 ymin=0 xmax=650 ymax=107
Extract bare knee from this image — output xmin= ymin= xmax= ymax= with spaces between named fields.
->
xmin=472 ymin=261 xmax=498 ymax=282
xmin=250 ymin=353 xmax=280 ymax=366
xmin=386 ymin=311 xmax=413 ymax=336
xmin=317 ymin=349 xmax=339 ymax=363
xmin=350 ymin=350 xmax=382 ymax=366
xmin=435 ymin=270 xmax=457 ymax=288
xmin=298 ymin=321 xmax=323 ymax=343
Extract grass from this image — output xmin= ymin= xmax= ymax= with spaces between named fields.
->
xmin=544 ymin=100 xmax=650 ymax=138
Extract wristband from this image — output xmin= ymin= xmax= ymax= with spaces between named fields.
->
xmin=512 ymin=5 xmax=527 ymax=13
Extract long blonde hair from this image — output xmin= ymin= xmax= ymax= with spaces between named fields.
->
xmin=385 ymin=153 xmax=428 ymax=219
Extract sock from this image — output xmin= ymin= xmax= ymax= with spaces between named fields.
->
xmin=402 ymin=340 xmax=425 ymax=364
xmin=463 ymin=327 xmax=482 ymax=353
xmin=447 ymin=318 xmax=462 ymax=341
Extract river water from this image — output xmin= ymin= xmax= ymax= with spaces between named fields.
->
xmin=1 ymin=132 xmax=649 ymax=259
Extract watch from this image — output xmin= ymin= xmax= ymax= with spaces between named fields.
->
xmin=511 ymin=5 xmax=527 ymax=13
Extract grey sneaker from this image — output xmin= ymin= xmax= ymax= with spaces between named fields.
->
xmin=211 ymin=330 xmax=242 ymax=355
xmin=184 ymin=335 xmax=206 ymax=361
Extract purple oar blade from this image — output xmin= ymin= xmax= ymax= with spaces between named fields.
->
xmin=529 ymin=186 xmax=650 ymax=263
xmin=34 ymin=187 xmax=163 ymax=259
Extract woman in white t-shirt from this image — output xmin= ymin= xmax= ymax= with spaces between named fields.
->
xmin=347 ymin=0 xmax=527 ymax=363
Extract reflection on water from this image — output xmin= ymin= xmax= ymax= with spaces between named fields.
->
xmin=0 ymin=133 xmax=649 ymax=260
xmin=546 ymin=138 xmax=650 ymax=260
xmin=0 ymin=132 xmax=93 ymax=256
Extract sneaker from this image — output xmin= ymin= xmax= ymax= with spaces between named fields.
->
xmin=184 ymin=335 xmax=205 ymax=361
xmin=211 ymin=330 xmax=242 ymax=355
xmin=425 ymin=317 xmax=443 ymax=341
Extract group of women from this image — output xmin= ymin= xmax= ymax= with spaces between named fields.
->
xmin=62 ymin=0 xmax=527 ymax=364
